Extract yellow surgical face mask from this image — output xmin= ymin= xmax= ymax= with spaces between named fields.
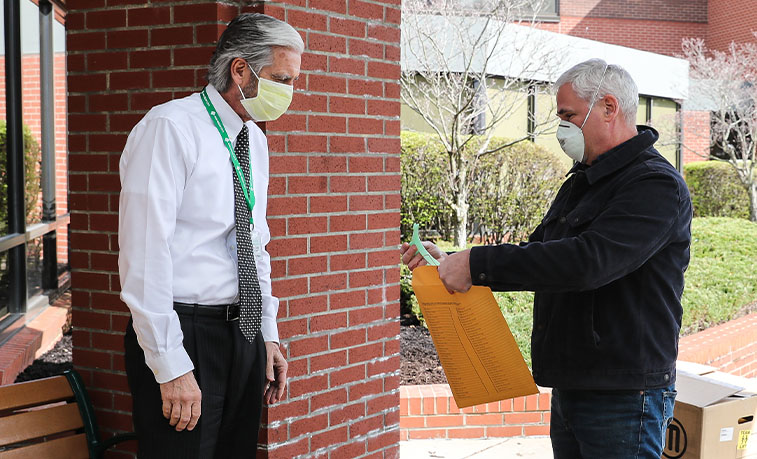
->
xmin=238 ymin=64 xmax=293 ymax=122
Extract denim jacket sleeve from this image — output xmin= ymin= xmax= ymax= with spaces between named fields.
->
xmin=469 ymin=166 xmax=686 ymax=292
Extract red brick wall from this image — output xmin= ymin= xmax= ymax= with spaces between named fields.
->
xmin=258 ymin=2 xmax=401 ymax=458
xmin=400 ymin=386 xmax=551 ymax=440
xmin=678 ymin=313 xmax=757 ymax=378
xmin=66 ymin=1 xmax=401 ymax=458
xmin=707 ymin=0 xmax=757 ymax=52
xmin=539 ymin=17 xmax=706 ymax=57
xmin=682 ymin=110 xmax=711 ymax=164
xmin=558 ymin=0 xmax=707 ymax=23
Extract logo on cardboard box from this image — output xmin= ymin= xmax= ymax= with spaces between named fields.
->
xmin=663 ymin=417 xmax=687 ymax=458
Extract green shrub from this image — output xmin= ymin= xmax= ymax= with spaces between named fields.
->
xmin=684 ymin=161 xmax=749 ymax=219
xmin=401 ymin=131 xmax=566 ymax=243
xmin=400 ymin=132 xmax=455 ymax=240
xmin=493 ymin=290 xmax=534 ymax=365
xmin=469 ymin=140 xmax=565 ymax=243
xmin=0 ymin=121 xmax=42 ymax=233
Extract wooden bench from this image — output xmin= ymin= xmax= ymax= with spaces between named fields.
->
xmin=0 ymin=370 xmax=136 ymax=458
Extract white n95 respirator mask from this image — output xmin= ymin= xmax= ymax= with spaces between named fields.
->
xmin=556 ymin=64 xmax=609 ymax=163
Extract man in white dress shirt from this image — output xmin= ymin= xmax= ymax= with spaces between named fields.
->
xmin=118 ymin=14 xmax=302 ymax=457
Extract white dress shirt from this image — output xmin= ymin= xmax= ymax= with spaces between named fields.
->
xmin=119 ymin=84 xmax=279 ymax=384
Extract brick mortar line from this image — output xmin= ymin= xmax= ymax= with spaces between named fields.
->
xmin=65 ymin=74 xmax=400 ymax=90
xmin=284 ymin=329 xmax=399 ymax=345
xmin=292 ymin=314 xmax=399 ymax=325
xmin=558 ymin=13 xmax=707 ymax=25
xmin=276 ymin=399 xmax=400 ymax=431
xmin=68 ymin=96 xmax=402 ymax=116
xmin=281 ymin=3 xmax=399 ymax=28
xmin=302 ymin=425 xmax=400 ymax=458
xmin=69 ymin=288 xmax=401 ymax=306
xmin=289 ymin=357 xmax=400 ymax=375
xmin=285 ymin=345 xmax=399 ymax=366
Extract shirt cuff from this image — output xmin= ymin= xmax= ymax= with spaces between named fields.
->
xmin=143 ymin=346 xmax=195 ymax=384
xmin=261 ymin=316 xmax=279 ymax=343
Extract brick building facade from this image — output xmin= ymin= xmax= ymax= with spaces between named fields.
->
xmin=707 ymin=0 xmax=757 ymax=52
xmin=540 ymin=0 xmax=708 ymax=57
xmin=63 ymin=0 xmax=400 ymax=457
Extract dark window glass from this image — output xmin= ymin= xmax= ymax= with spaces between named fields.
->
xmin=1 ymin=0 xmax=7 ymax=237
xmin=21 ymin=0 xmax=43 ymax=227
xmin=26 ymin=237 xmax=43 ymax=299
xmin=513 ymin=0 xmax=559 ymax=20
xmin=0 ymin=251 xmax=8 ymax=318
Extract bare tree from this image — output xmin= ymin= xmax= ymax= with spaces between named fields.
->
xmin=401 ymin=0 xmax=561 ymax=246
xmin=682 ymin=36 xmax=757 ymax=221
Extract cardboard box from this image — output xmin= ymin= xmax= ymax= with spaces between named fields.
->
xmin=663 ymin=362 xmax=757 ymax=459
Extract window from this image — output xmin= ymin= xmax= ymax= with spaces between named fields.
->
xmin=0 ymin=0 xmax=69 ymax=337
xmin=518 ymin=0 xmax=559 ymax=21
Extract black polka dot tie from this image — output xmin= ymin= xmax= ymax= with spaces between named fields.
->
xmin=232 ymin=125 xmax=262 ymax=342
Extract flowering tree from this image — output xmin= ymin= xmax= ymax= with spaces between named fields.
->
xmin=683 ymin=36 xmax=757 ymax=221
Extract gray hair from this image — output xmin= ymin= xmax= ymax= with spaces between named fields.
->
xmin=207 ymin=13 xmax=304 ymax=92
xmin=555 ymin=59 xmax=638 ymax=128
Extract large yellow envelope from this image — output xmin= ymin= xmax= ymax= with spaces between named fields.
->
xmin=411 ymin=265 xmax=538 ymax=408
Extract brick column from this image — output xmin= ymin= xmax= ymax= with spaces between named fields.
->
xmin=258 ymin=2 xmax=401 ymax=458
xmin=67 ymin=2 xmax=251 ymax=457
xmin=66 ymin=1 xmax=401 ymax=458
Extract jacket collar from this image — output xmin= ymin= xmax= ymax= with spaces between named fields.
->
xmin=568 ymin=125 xmax=659 ymax=185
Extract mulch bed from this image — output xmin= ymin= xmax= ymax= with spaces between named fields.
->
xmin=14 ymin=333 xmax=73 ymax=383
xmin=400 ymin=323 xmax=447 ymax=385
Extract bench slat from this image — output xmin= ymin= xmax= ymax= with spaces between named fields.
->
xmin=0 ymin=433 xmax=89 ymax=459
xmin=0 ymin=376 xmax=73 ymax=413
xmin=0 ymin=403 xmax=83 ymax=447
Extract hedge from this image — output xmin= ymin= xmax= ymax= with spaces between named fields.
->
xmin=684 ymin=161 xmax=749 ymax=219
xmin=401 ymin=131 xmax=566 ymax=243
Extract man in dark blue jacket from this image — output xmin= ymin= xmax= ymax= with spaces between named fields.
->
xmin=401 ymin=59 xmax=692 ymax=458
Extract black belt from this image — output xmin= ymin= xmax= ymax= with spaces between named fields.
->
xmin=173 ymin=302 xmax=240 ymax=321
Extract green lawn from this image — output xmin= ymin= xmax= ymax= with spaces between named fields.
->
xmin=433 ymin=217 xmax=757 ymax=365
xmin=681 ymin=217 xmax=757 ymax=335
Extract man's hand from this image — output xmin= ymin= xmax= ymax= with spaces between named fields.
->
xmin=400 ymin=241 xmax=447 ymax=271
xmin=159 ymin=371 xmax=202 ymax=431
xmin=438 ymin=249 xmax=473 ymax=293
xmin=264 ymin=341 xmax=287 ymax=404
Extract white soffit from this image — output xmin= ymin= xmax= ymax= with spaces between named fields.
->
xmin=402 ymin=15 xmax=689 ymax=100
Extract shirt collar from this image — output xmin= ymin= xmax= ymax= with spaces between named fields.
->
xmin=205 ymin=83 xmax=245 ymax=141
xmin=568 ymin=125 xmax=659 ymax=185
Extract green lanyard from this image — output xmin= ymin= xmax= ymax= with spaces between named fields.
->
xmin=200 ymin=87 xmax=255 ymax=224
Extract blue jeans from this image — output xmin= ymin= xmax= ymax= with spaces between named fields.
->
xmin=550 ymin=386 xmax=676 ymax=459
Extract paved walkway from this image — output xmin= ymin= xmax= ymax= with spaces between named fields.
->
xmin=400 ymin=437 xmax=553 ymax=458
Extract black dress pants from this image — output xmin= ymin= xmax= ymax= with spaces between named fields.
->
xmin=124 ymin=310 xmax=266 ymax=459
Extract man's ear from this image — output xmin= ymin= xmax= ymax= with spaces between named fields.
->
xmin=229 ymin=58 xmax=247 ymax=87
xmin=602 ymin=94 xmax=621 ymax=122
